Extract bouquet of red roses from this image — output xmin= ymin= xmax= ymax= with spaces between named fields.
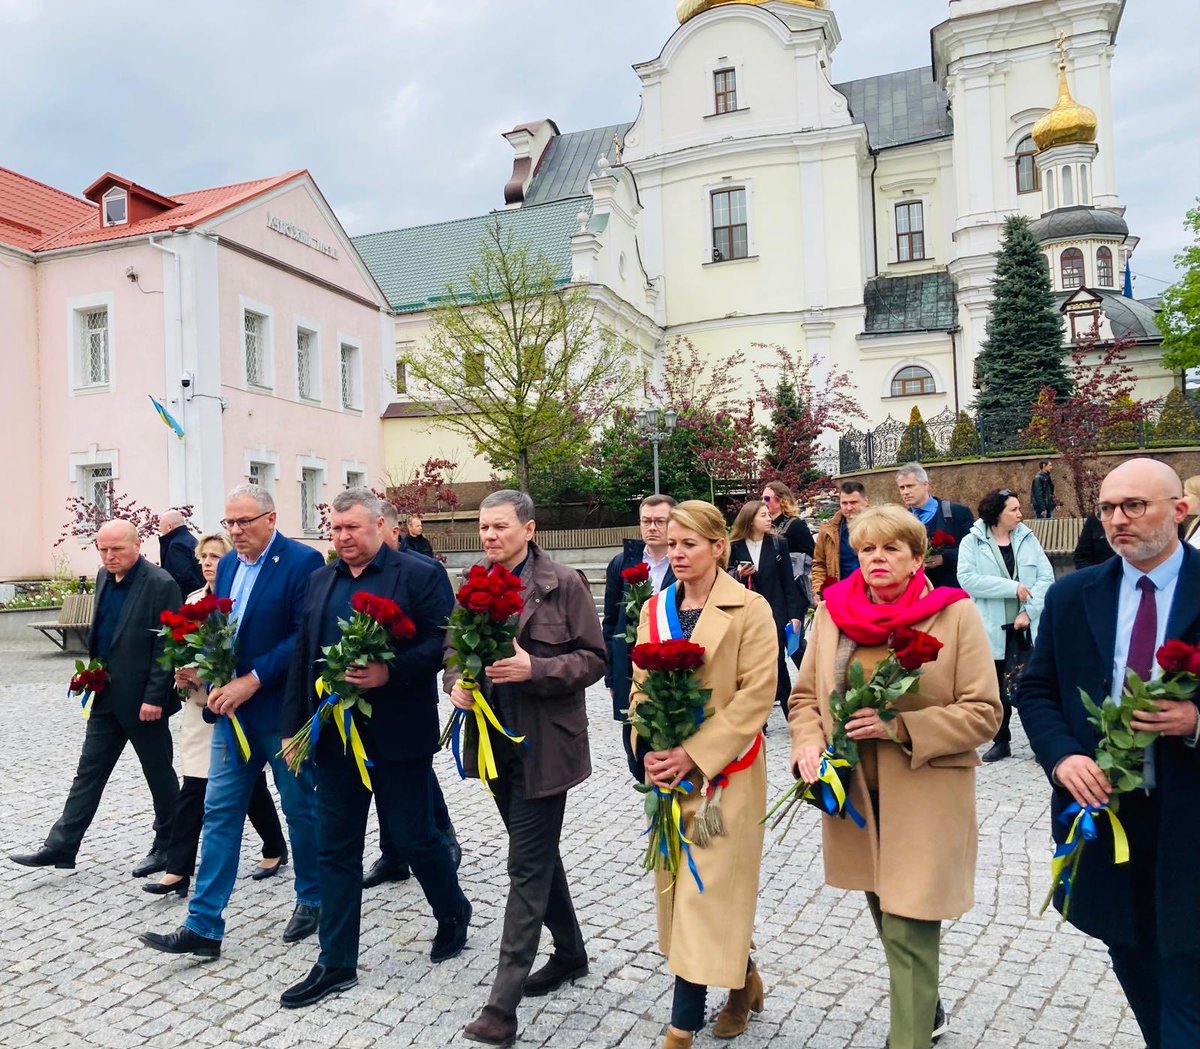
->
xmin=441 ymin=564 xmax=526 ymax=790
xmin=157 ymin=594 xmax=246 ymax=759
xmin=68 ymin=658 xmax=109 ymax=718
xmin=620 ymin=562 xmax=653 ymax=644
xmin=1044 ymin=639 xmax=1200 ymax=919
xmin=926 ymin=529 xmax=957 ymax=566
xmin=282 ymin=591 xmax=415 ymax=790
xmin=765 ymin=626 xmax=943 ymax=837
xmin=628 ymin=638 xmax=713 ymax=889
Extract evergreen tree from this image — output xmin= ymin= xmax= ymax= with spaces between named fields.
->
xmin=1154 ymin=386 xmax=1200 ymax=444
xmin=894 ymin=405 xmax=937 ymax=463
xmin=947 ymin=411 xmax=980 ymax=458
xmin=974 ymin=215 xmax=1069 ymax=425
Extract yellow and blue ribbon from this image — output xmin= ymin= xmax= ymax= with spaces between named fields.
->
xmin=313 ymin=677 xmax=373 ymax=791
xmin=802 ymin=749 xmax=866 ymax=828
xmin=1042 ymin=801 xmax=1129 ymax=917
xmin=72 ymin=687 xmax=96 ymax=719
xmin=446 ymin=676 xmax=526 ymax=793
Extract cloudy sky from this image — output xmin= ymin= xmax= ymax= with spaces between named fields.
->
xmin=2 ymin=0 xmax=1196 ymax=291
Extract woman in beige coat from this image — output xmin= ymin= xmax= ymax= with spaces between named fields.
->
xmin=631 ymin=501 xmax=778 ymax=1049
xmin=144 ymin=532 xmax=287 ymax=897
xmin=788 ymin=505 xmax=1000 ymax=1049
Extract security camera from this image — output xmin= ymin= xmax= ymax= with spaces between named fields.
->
xmin=181 ymin=372 xmax=193 ymax=389
xmin=125 ymin=266 xmax=138 ymax=282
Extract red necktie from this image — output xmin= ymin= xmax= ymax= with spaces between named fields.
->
xmin=1125 ymin=575 xmax=1157 ymax=681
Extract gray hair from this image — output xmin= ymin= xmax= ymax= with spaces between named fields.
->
xmin=331 ymin=487 xmax=384 ymax=517
xmin=226 ymin=483 xmax=275 ymax=512
xmin=480 ymin=489 xmax=535 ymax=524
xmin=380 ymin=502 xmax=399 ymax=526
xmin=895 ymin=462 xmax=928 ymax=483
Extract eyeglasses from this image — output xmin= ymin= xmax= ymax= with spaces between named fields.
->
xmin=640 ymin=517 xmax=669 ymax=527
xmin=1095 ymin=497 xmax=1179 ymax=521
xmin=219 ymin=511 xmax=272 ymax=531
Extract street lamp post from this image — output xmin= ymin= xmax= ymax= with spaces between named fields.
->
xmin=635 ymin=408 xmax=678 ymax=495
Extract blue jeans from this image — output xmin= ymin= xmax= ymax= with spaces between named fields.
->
xmin=185 ymin=723 xmax=320 ymax=941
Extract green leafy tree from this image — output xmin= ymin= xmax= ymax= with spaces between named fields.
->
xmin=947 ymin=411 xmax=980 ymax=458
xmin=894 ymin=405 xmax=938 ymax=463
xmin=974 ymin=215 xmax=1070 ymax=424
xmin=401 ymin=222 xmax=639 ymax=492
xmin=1160 ymin=200 xmax=1200 ymax=372
xmin=1154 ymin=386 xmax=1200 ymax=444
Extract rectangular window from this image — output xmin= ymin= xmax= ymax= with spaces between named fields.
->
xmin=75 ymin=307 xmax=111 ymax=387
xmin=244 ymin=309 xmax=268 ymax=387
xmin=345 ymin=470 xmax=366 ymax=489
xmin=464 ymin=349 xmax=485 ymax=387
xmin=102 ymin=189 xmax=127 ymax=226
xmin=714 ymin=68 xmax=737 ymax=114
xmin=296 ymin=329 xmax=317 ymax=401
xmin=248 ymin=461 xmax=274 ymax=492
xmin=301 ymin=468 xmax=320 ymax=533
xmin=711 ymin=188 xmax=748 ymax=261
xmin=81 ymin=464 xmax=113 ymax=514
xmin=896 ymin=201 xmax=925 ymax=262
xmin=340 ymin=343 xmax=361 ymax=410
xmin=395 ymin=359 xmax=408 ymax=394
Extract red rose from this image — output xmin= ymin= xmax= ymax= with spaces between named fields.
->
xmin=622 ymin=563 xmax=651 ymax=586
xmin=1157 ymin=639 xmax=1200 ymax=675
xmin=929 ymin=530 xmax=957 ymax=550
xmin=630 ymin=639 xmax=705 ymax=673
xmin=889 ymin=627 xmax=943 ymax=670
xmin=467 ymin=590 xmax=492 ymax=612
xmin=216 ymin=597 xmax=233 ymax=614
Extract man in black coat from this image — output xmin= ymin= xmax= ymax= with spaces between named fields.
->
xmin=277 ymin=489 xmax=470 ymax=1009
xmin=157 ymin=510 xmax=205 ymax=596
xmin=1017 ymin=459 xmax=1200 ymax=1048
xmin=601 ymin=494 xmax=675 ymax=777
xmin=11 ymin=520 xmax=181 ymax=876
xmin=399 ymin=512 xmax=436 ymax=560
xmin=895 ymin=462 xmax=974 ymax=588
xmin=1031 ymin=460 xmax=1056 ymax=519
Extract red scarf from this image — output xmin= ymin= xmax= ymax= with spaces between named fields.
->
xmin=823 ymin=567 xmax=968 ymax=646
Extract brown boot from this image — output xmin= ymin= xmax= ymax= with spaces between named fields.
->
xmin=662 ymin=1027 xmax=694 ymax=1049
xmin=711 ymin=960 xmax=765 ymax=1039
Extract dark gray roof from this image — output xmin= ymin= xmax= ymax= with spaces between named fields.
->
xmin=863 ymin=272 xmax=957 ymax=334
xmin=834 ymin=67 xmax=953 ymax=150
xmin=1055 ymin=290 xmax=1161 ymax=340
xmin=1029 ymin=206 xmax=1129 ymax=243
xmin=523 ymin=123 xmax=633 ymax=206
xmin=352 ymin=197 xmax=588 ymax=314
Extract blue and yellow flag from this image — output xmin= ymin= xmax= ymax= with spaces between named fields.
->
xmin=149 ymin=395 xmax=184 ymax=440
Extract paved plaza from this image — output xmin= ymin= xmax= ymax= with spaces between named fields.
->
xmin=0 ymin=639 xmax=1142 ymax=1049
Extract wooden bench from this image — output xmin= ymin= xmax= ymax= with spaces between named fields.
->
xmin=1026 ymin=517 xmax=1085 ymax=555
xmin=29 ymin=593 xmax=94 ymax=651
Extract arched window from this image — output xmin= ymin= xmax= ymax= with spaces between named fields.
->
xmin=1045 ymin=168 xmax=1056 ymax=210
xmin=890 ymin=365 xmax=936 ymax=397
xmin=1061 ymin=248 xmax=1085 ymax=290
xmin=1079 ymin=164 xmax=1090 ymax=205
xmin=1061 ymin=165 xmax=1074 ymax=206
xmin=1097 ymin=246 xmax=1114 ymax=287
xmin=1015 ymin=136 xmax=1039 ymax=194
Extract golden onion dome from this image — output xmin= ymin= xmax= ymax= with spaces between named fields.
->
xmin=1031 ymin=55 xmax=1097 ymax=151
xmin=677 ymin=0 xmax=824 ymax=25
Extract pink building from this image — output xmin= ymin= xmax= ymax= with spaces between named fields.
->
xmin=0 ymin=166 xmax=391 ymax=579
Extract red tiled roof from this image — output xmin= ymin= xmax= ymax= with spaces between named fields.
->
xmin=34 ymin=170 xmax=307 ymax=251
xmin=0 ymin=167 xmax=94 ymax=251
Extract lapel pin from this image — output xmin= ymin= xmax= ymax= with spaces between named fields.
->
xmin=272 ymin=556 xmax=280 ymax=564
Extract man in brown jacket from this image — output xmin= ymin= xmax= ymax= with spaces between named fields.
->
xmin=810 ymin=481 xmax=870 ymax=598
xmin=448 ymin=490 xmax=605 ymax=1047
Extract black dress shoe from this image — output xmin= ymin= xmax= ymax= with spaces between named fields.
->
xmin=932 ymin=999 xmax=948 ymax=1042
xmin=282 ymin=903 xmax=320 ymax=943
xmin=131 ymin=851 xmax=169 ymax=878
xmin=143 ymin=875 xmax=190 ymax=898
xmin=139 ymin=925 xmax=220 ymax=958
xmin=251 ymin=847 xmax=288 ymax=881
xmin=280 ymin=963 xmax=358 ymax=1009
xmin=982 ymin=741 xmax=1012 ymax=763
xmin=431 ymin=900 xmax=471 ymax=962
xmin=10 ymin=847 xmax=75 ymax=869
xmin=463 ymin=1005 xmax=518 ymax=1047
xmin=362 ymin=855 xmax=410 ymax=888
xmin=524 ymin=952 xmax=589 ymax=997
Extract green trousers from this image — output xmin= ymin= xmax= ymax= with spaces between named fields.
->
xmin=866 ymin=893 xmax=941 ymax=1049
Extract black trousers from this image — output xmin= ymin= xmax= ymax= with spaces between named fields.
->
xmin=993 ymin=660 xmax=1013 ymax=745
xmin=45 ymin=702 xmax=178 ymax=857
xmin=163 ymin=772 xmax=285 ymax=877
xmin=487 ymin=742 xmax=587 ymax=1017
xmin=314 ymin=748 xmax=468 ymax=969
xmin=377 ymin=770 xmax=452 ymax=861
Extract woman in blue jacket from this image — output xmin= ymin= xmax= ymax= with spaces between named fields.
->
xmin=957 ymin=488 xmax=1054 ymax=763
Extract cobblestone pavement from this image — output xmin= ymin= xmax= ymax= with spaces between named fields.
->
xmin=0 ymin=640 xmax=1141 ymax=1049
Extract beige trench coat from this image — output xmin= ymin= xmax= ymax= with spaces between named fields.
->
xmin=179 ymin=585 xmax=214 ymax=779
xmin=787 ymin=595 xmax=1001 ymax=921
xmin=631 ymin=570 xmax=777 ymax=989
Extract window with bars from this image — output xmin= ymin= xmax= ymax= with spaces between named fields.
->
xmin=301 ymin=468 xmax=321 ymax=533
xmin=714 ymin=68 xmax=737 ymax=114
xmin=81 ymin=464 xmax=113 ymax=513
xmin=75 ymin=307 xmax=111 ymax=387
xmin=890 ymin=366 xmax=936 ymax=397
xmin=895 ymin=201 xmax=925 ymax=262
xmin=244 ymin=310 xmax=268 ymax=387
xmin=248 ymin=461 xmax=274 ymax=492
xmin=296 ymin=329 xmax=317 ymax=400
xmin=711 ymin=188 xmax=748 ymax=261
xmin=1015 ymin=136 xmax=1039 ymax=194
xmin=1061 ymin=248 xmax=1085 ymax=290
xmin=1097 ymin=247 xmax=1114 ymax=288
xmin=340 ymin=343 xmax=360 ymax=409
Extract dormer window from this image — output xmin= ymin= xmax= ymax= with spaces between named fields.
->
xmin=102 ymin=187 xmax=127 ymax=226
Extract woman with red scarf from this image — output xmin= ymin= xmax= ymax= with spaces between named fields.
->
xmin=787 ymin=505 xmax=1000 ymax=1049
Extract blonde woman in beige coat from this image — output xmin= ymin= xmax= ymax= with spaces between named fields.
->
xmin=788 ymin=505 xmax=1000 ymax=1049
xmin=631 ymin=501 xmax=778 ymax=1049
xmin=144 ymin=533 xmax=287 ymax=897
